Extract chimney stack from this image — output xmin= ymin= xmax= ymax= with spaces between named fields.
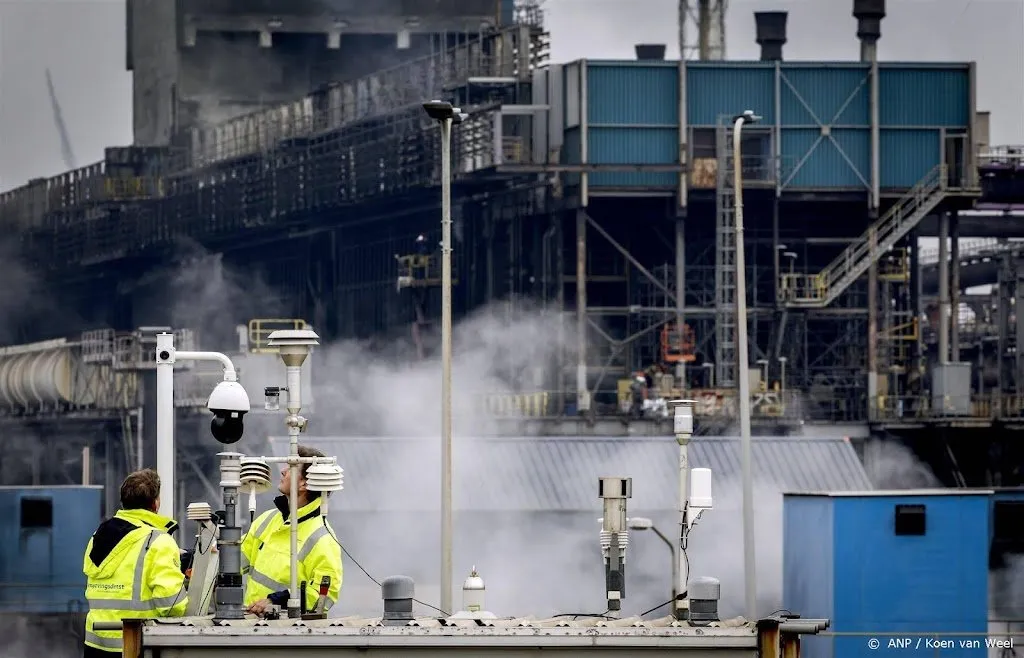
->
xmin=753 ymin=11 xmax=788 ymax=62
xmin=853 ymin=0 xmax=885 ymax=62
xmin=635 ymin=44 xmax=666 ymax=61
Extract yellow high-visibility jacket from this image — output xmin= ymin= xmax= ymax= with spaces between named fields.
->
xmin=241 ymin=495 xmax=343 ymax=612
xmin=83 ymin=508 xmax=188 ymax=653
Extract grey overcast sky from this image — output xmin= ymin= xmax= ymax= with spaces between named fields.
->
xmin=0 ymin=0 xmax=1021 ymax=190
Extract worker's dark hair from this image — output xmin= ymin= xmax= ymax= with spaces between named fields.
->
xmin=121 ymin=468 xmax=161 ymax=511
xmin=298 ymin=445 xmax=325 ymax=500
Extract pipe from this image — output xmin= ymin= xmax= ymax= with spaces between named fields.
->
xmin=156 ymin=333 xmax=175 ymax=519
xmin=81 ymin=445 xmax=90 ymax=485
xmin=733 ymin=115 xmax=757 ymax=621
xmin=951 ymin=216 xmax=960 ymax=361
xmin=440 ymin=115 xmax=455 ymax=616
xmin=576 ymin=210 xmax=588 ymax=412
xmin=175 ymin=350 xmax=238 ymax=381
xmin=753 ymin=12 xmax=787 ymax=62
xmin=938 ymin=213 xmax=950 ymax=363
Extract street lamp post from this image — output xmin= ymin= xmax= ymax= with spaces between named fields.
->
xmin=627 ymin=517 xmax=677 ymax=609
xmin=733 ymin=109 xmax=760 ymax=621
xmin=422 ymin=100 xmax=467 ymax=615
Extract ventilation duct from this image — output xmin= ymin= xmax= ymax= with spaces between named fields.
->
xmin=753 ymin=11 xmax=788 ymax=62
xmin=635 ymin=44 xmax=666 ymax=61
xmin=853 ymin=0 xmax=886 ymax=61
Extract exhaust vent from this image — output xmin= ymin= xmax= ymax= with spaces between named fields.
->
xmin=635 ymin=44 xmax=666 ymax=61
xmin=853 ymin=0 xmax=886 ymax=61
xmin=753 ymin=11 xmax=788 ymax=62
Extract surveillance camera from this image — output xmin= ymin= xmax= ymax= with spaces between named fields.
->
xmin=207 ymin=380 xmax=251 ymax=445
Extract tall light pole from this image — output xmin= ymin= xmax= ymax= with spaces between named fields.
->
xmin=422 ymin=100 xmax=467 ymax=615
xmin=733 ymin=109 xmax=760 ymax=621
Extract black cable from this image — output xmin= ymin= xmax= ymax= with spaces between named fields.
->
xmin=638 ymin=599 xmax=673 ymax=617
xmin=552 ymin=610 xmax=612 ymax=619
xmin=323 ymin=528 xmax=450 ymax=617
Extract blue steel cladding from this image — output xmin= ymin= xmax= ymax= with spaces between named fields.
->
xmin=784 ymin=493 xmax=989 ymax=658
xmin=584 ymin=62 xmax=679 ymax=187
xmin=880 ymin=129 xmax=942 ymax=188
xmin=0 ymin=486 xmax=103 ymax=613
xmin=879 ymin=66 xmax=971 ymax=126
xmin=572 ymin=59 xmax=971 ymax=191
xmin=686 ymin=63 xmax=774 ymax=125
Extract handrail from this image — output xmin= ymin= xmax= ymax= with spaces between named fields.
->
xmin=781 ymin=164 xmax=948 ymax=307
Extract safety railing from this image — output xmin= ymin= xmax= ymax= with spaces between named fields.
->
xmin=870 ymin=393 xmax=1024 ymax=422
xmin=918 ymin=237 xmax=1024 ymax=266
xmin=779 ymin=164 xmax=949 ymax=308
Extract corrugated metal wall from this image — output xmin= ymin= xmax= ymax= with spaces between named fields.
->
xmin=779 ymin=64 xmax=870 ymax=190
xmin=553 ymin=60 xmax=972 ymax=193
xmin=785 ymin=493 xmax=990 ymax=658
xmin=687 ymin=63 xmax=775 ymax=125
xmin=579 ymin=61 xmax=680 ymax=188
xmin=0 ymin=486 xmax=102 ymax=613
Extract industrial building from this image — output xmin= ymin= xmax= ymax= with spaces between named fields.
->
xmin=0 ymin=0 xmax=1020 ymax=492
xmin=0 ymin=0 xmax=1023 ymax=653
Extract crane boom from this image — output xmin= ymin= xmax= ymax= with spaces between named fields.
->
xmin=45 ymin=68 xmax=77 ymax=171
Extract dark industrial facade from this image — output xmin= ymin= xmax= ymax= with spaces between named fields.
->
xmin=0 ymin=1 xmax=1022 ymax=493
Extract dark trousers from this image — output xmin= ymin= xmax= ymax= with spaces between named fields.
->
xmin=84 ymin=645 xmax=120 ymax=658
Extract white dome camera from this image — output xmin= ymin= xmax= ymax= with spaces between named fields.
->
xmin=207 ymin=380 xmax=251 ymax=444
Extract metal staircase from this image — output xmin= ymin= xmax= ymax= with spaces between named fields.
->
xmin=779 ymin=164 xmax=950 ymax=308
xmin=714 ymin=117 xmax=739 ymax=387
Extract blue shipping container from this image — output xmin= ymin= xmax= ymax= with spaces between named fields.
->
xmin=0 ymin=485 xmax=103 ymax=613
xmin=784 ymin=491 xmax=990 ymax=658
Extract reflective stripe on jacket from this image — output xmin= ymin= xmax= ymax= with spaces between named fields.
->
xmin=83 ymin=508 xmax=188 ymax=652
xmin=241 ymin=495 xmax=343 ymax=611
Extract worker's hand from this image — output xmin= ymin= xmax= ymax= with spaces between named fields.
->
xmin=246 ymin=598 xmax=273 ymax=617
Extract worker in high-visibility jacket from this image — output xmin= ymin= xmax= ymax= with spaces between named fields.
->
xmin=82 ymin=468 xmax=188 ymax=657
xmin=241 ymin=445 xmax=343 ymax=616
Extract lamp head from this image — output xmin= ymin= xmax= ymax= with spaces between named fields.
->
xmin=422 ymin=99 xmax=468 ymax=124
xmin=267 ymin=329 xmax=320 ymax=367
xmin=627 ymin=516 xmax=654 ymax=531
xmin=735 ymin=109 xmax=762 ymax=124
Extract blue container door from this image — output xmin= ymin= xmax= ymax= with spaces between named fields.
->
xmin=19 ymin=496 xmax=54 ymax=608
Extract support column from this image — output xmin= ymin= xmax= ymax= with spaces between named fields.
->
xmin=575 ymin=209 xmax=589 ymax=412
xmin=997 ymin=257 xmax=1011 ymax=397
xmin=938 ymin=213 xmax=950 ymax=364
xmin=950 ymin=215 xmax=960 ymax=362
xmin=909 ymin=230 xmax=923 ymax=382
xmin=1015 ymin=262 xmax=1024 ymax=395
xmin=867 ymin=227 xmax=878 ymax=418
xmin=675 ymin=213 xmax=686 ymax=386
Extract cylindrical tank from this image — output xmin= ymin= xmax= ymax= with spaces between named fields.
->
xmin=462 ymin=567 xmax=485 ymax=613
xmin=0 ymin=344 xmax=96 ymax=411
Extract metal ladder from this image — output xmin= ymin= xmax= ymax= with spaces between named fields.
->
xmin=779 ymin=164 xmax=950 ymax=308
xmin=714 ymin=117 xmax=738 ymax=387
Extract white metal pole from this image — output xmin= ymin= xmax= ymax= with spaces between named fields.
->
xmin=286 ymin=364 xmax=302 ymax=617
xmin=733 ymin=116 xmax=757 ymax=620
xmin=440 ymin=115 xmax=454 ymax=615
xmin=156 ymin=332 xmax=175 ymax=519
